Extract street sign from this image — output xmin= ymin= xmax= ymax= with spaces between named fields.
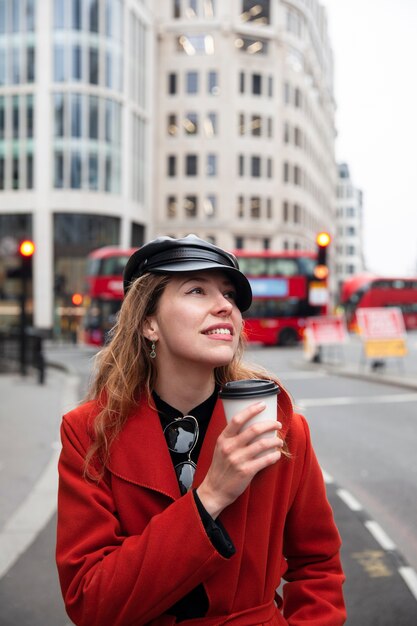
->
xmin=356 ymin=307 xmax=406 ymax=339
xmin=306 ymin=316 xmax=348 ymax=345
xmin=308 ymin=281 xmax=329 ymax=305
xmin=356 ymin=307 xmax=407 ymax=359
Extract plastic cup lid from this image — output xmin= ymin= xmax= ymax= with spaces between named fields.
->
xmin=219 ymin=379 xmax=280 ymax=399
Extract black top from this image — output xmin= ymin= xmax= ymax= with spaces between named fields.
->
xmin=152 ymin=388 xmax=235 ymax=621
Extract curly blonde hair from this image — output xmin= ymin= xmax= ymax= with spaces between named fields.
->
xmin=84 ymin=272 xmax=286 ymax=479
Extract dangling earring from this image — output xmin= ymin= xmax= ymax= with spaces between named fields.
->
xmin=150 ymin=341 xmax=157 ymax=359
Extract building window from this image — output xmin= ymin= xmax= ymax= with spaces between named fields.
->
xmin=251 ymin=115 xmax=261 ymax=136
xmin=89 ymin=95 xmax=99 ymax=138
xmin=238 ymin=154 xmax=244 ymax=176
xmin=241 ymin=1 xmax=270 ymax=25
xmin=237 ymin=195 xmax=244 ymax=218
xmin=284 ymin=82 xmax=290 ymax=104
xmin=267 ymin=117 xmax=273 ymax=138
xmin=206 ymin=153 xmax=217 ymax=176
xmin=250 ymin=196 xmax=260 ymax=219
xmin=185 ymin=195 xmax=197 ymax=217
xmin=186 ymin=71 xmax=199 ymax=93
xmin=283 ymin=162 xmax=289 ymax=183
xmin=294 ymin=165 xmax=301 ymax=186
xmin=266 ymin=198 xmax=272 ymax=219
xmin=239 ymin=71 xmax=245 ymax=93
xmin=167 ymin=195 xmax=177 ymax=218
xmin=294 ymin=204 xmax=300 ymax=223
xmin=89 ymin=47 xmax=99 ymax=84
xmin=204 ymin=112 xmax=217 ymax=136
xmin=168 ymin=155 xmax=177 ymax=177
xmin=294 ymin=87 xmax=302 ymax=108
xmin=235 ymin=236 xmax=244 ymax=249
xmin=178 ymin=34 xmax=214 ymax=55
xmin=208 ymin=71 xmax=219 ymax=95
xmin=235 ymin=37 xmax=269 ymax=55
xmin=71 ymin=44 xmax=82 ymax=81
xmin=168 ymin=113 xmax=178 ymax=136
xmin=252 ymin=73 xmax=262 ymax=95
xmin=88 ymin=153 xmax=99 ymax=190
xmin=70 ymin=151 xmax=82 ymax=188
xmin=283 ymin=122 xmax=290 ymax=143
xmin=173 ymin=0 xmax=181 ymax=18
xmin=238 ymin=113 xmax=245 ymax=136
xmin=294 ymin=126 xmax=302 ymax=147
xmin=251 ymin=156 xmax=261 ymax=177
xmin=168 ymin=72 xmax=177 ymax=94
xmin=283 ymin=201 xmax=289 ymax=222
xmin=54 ymin=44 xmax=65 ymax=82
xmin=268 ymin=75 xmax=273 ymax=97
xmin=204 ymin=195 xmax=216 ymax=217
xmin=184 ymin=112 xmax=198 ymax=134
xmin=185 ymin=154 xmax=198 ymax=176
xmin=267 ymin=158 xmax=273 ymax=178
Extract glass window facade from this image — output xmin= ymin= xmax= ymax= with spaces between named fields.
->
xmin=52 ymin=92 xmax=122 ymax=193
xmin=52 ymin=0 xmax=124 ymax=91
xmin=0 ymin=1 xmax=36 ymax=86
xmin=0 ymin=93 xmax=35 ymax=190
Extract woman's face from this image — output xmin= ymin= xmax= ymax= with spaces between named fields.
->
xmin=145 ymin=270 xmax=243 ymax=373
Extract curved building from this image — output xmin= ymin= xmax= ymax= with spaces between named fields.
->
xmin=154 ymin=0 xmax=336 ymax=252
xmin=0 ymin=0 xmax=153 ymax=330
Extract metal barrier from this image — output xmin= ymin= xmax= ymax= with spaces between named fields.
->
xmin=0 ymin=329 xmax=45 ymax=384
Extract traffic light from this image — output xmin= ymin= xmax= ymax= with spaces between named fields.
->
xmin=19 ymin=240 xmax=35 ymax=279
xmin=314 ymin=232 xmax=330 ymax=280
xmin=71 ymin=293 xmax=83 ymax=306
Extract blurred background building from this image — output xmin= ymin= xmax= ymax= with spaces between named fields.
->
xmin=0 ymin=0 xmax=353 ymax=335
xmin=334 ymin=162 xmax=365 ymax=294
xmin=0 ymin=0 xmax=153 ymax=330
xmin=154 ymin=0 xmax=336 ymax=253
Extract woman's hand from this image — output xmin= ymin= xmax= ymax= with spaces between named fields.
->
xmin=196 ymin=401 xmax=283 ymax=519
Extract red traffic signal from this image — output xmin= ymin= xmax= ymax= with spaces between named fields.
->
xmin=19 ymin=240 xmax=35 ymax=257
xmin=314 ymin=232 xmax=330 ymax=280
xmin=71 ymin=293 xmax=83 ymax=306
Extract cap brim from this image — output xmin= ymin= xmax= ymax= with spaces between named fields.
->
xmin=152 ymin=261 xmax=252 ymax=312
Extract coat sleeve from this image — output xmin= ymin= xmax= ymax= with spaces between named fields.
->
xmin=281 ymin=414 xmax=347 ymax=626
xmin=56 ymin=416 xmax=229 ymax=626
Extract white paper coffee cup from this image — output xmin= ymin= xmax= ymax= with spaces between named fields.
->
xmin=219 ymin=379 xmax=280 ymax=446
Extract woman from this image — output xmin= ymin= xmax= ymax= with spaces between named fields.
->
xmin=56 ymin=234 xmax=346 ymax=626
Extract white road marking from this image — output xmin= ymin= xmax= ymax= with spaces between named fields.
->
xmin=321 ymin=469 xmax=334 ymax=484
xmin=297 ymin=392 xmax=417 ymax=408
xmin=336 ymin=488 xmax=363 ymax=511
xmin=399 ymin=566 xmax=417 ymax=602
xmin=278 ymin=371 xmax=329 ymax=380
xmin=365 ymin=520 xmax=397 ymax=551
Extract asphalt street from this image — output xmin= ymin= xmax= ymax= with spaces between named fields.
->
xmin=0 ymin=339 xmax=416 ymax=625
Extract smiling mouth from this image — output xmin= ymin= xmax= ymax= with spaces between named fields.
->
xmin=204 ymin=328 xmax=232 ymax=336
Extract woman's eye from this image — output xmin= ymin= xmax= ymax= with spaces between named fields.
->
xmin=188 ymin=287 xmax=204 ymax=294
xmin=224 ymin=290 xmax=237 ymax=301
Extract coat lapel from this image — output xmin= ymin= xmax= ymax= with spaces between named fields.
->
xmin=107 ymin=396 xmax=181 ymax=500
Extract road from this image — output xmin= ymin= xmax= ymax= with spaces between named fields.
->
xmin=0 ymin=341 xmax=416 ymax=625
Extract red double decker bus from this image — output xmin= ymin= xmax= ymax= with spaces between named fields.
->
xmin=83 ymin=247 xmax=328 ymax=347
xmin=235 ymin=250 xmax=328 ymax=345
xmin=340 ymin=273 xmax=417 ymax=333
xmin=83 ymin=246 xmax=136 ymax=345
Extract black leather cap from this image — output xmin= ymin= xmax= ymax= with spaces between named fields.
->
xmin=123 ymin=234 xmax=252 ymax=311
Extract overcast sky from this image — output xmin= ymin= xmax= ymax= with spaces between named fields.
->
xmin=320 ymin=0 xmax=417 ymax=276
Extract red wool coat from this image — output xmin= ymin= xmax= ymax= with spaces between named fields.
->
xmin=56 ymin=386 xmax=346 ymax=626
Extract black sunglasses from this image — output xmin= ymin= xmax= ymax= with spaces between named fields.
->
xmin=163 ymin=415 xmax=199 ymax=495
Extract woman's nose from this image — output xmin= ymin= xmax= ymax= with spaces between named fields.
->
xmin=213 ymin=292 xmax=234 ymax=314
